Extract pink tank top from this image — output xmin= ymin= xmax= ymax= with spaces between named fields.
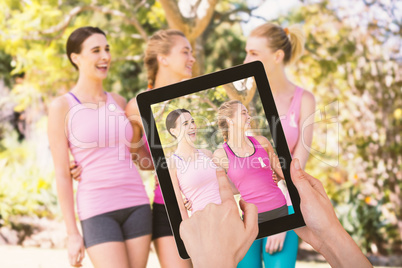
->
xmin=281 ymin=87 xmax=304 ymax=153
xmin=142 ymin=87 xmax=165 ymax=205
xmin=223 ymin=136 xmax=286 ymax=213
xmin=153 ymin=185 xmax=164 ymax=204
xmin=142 ymin=134 xmax=164 ymax=204
xmin=173 ymin=151 xmax=221 ymax=213
xmin=66 ymin=92 xmax=149 ymax=220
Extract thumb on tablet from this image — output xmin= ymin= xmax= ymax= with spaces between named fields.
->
xmin=239 ymin=198 xmax=258 ymax=233
xmin=290 ymin=159 xmax=327 ymax=199
xmin=216 ymin=168 xmax=235 ymax=203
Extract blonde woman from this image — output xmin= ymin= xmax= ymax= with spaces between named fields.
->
xmin=125 ymin=29 xmax=194 ymax=268
xmin=242 ymin=23 xmax=316 ymax=267
xmin=213 ymin=100 xmax=292 ymax=268
xmin=214 ymin=100 xmax=287 ymax=221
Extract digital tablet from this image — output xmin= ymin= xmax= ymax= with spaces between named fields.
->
xmin=136 ymin=61 xmax=305 ymax=259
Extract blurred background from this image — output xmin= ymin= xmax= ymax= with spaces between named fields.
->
xmin=0 ymin=0 xmax=401 ymax=267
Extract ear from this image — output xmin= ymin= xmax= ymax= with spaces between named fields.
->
xmin=226 ymin=118 xmax=233 ymax=126
xmin=71 ymin=53 xmax=80 ymax=67
xmin=274 ymin=50 xmax=285 ymax=64
xmin=170 ymin=127 xmax=178 ymax=138
xmin=157 ymin=55 xmax=168 ymax=66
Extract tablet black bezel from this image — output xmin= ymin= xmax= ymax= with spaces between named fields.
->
xmin=137 ymin=61 xmax=305 ymax=259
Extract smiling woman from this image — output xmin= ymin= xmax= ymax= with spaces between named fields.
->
xmin=123 ymin=29 xmax=195 ymax=268
xmin=47 ymin=26 xmax=152 ymax=268
xmin=165 ymin=109 xmax=222 ymax=219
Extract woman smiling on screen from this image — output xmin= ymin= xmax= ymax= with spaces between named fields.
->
xmin=165 ymin=109 xmax=222 ymax=220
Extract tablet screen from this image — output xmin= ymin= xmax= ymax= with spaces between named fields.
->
xmin=150 ymin=76 xmax=294 ymax=221
xmin=137 ymin=61 xmax=304 ymax=259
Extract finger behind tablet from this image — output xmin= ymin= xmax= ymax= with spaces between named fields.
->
xmin=216 ymin=168 xmax=234 ymax=203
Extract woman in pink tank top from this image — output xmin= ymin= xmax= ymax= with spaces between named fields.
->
xmin=67 ymin=29 xmax=194 ymax=268
xmin=240 ymin=23 xmax=316 ymax=267
xmin=48 ymin=27 xmax=151 ymax=268
xmin=124 ymin=30 xmax=195 ymax=268
xmin=165 ymin=109 xmax=222 ymax=219
xmin=214 ymin=101 xmax=287 ymax=221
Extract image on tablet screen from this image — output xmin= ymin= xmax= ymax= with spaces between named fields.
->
xmin=150 ymin=76 xmax=294 ymax=223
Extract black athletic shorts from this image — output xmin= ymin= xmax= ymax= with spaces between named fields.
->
xmin=81 ymin=204 xmax=152 ymax=248
xmin=152 ymin=203 xmax=173 ymax=240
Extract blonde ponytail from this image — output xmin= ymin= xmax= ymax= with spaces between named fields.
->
xmin=217 ymin=100 xmax=241 ymax=142
xmin=144 ymin=29 xmax=185 ymax=87
xmin=250 ymin=23 xmax=305 ymax=66
xmin=287 ymin=24 xmax=305 ymax=65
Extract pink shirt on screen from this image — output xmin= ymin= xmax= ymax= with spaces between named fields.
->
xmin=173 ymin=151 xmax=221 ymax=214
xmin=223 ymin=136 xmax=286 ymax=213
xmin=66 ymin=92 xmax=149 ymax=220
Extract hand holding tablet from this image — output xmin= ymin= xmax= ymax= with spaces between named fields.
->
xmin=179 ymin=159 xmax=372 ymax=267
xmin=289 ymin=159 xmax=372 ymax=267
xmin=180 ymin=168 xmax=258 ymax=268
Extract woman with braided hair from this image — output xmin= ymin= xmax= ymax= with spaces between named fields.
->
xmin=125 ymin=29 xmax=194 ymax=268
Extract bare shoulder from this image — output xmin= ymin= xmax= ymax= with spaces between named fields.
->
xmin=109 ymin=92 xmax=127 ymax=110
xmin=126 ymin=97 xmax=140 ymax=117
xmin=199 ymin=149 xmax=213 ymax=158
xmin=167 ymin=154 xmax=177 ymax=170
xmin=253 ymin=135 xmax=270 ymax=146
xmin=301 ymin=90 xmax=316 ymax=107
xmin=213 ymin=147 xmax=227 ymax=159
xmin=212 ymin=147 xmax=229 ymax=169
xmin=253 ymin=135 xmax=275 ymax=152
xmin=48 ymin=95 xmax=70 ymax=116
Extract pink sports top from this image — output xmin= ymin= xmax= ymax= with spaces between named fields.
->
xmin=223 ymin=136 xmax=286 ymax=213
xmin=173 ymin=151 xmax=221 ymax=213
xmin=281 ymin=87 xmax=304 ymax=153
xmin=66 ymin=92 xmax=149 ymax=221
xmin=142 ymin=134 xmax=164 ymax=204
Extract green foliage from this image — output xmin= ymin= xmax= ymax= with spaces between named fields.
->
xmin=0 ymin=51 xmax=14 ymax=87
xmin=0 ymin=128 xmax=58 ymax=226
xmin=287 ymin=1 xmax=402 ymax=253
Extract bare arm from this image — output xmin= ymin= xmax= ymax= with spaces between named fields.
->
xmin=167 ymin=158 xmax=189 ymax=220
xmin=212 ymin=149 xmax=240 ymax=195
xmin=255 ymin=136 xmax=284 ymax=180
xmin=199 ymin=149 xmax=213 ymax=158
xmin=125 ymin=97 xmax=154 ymax=170
xmin=180 ymin=161 xmax=372 ymax=267
xmin=292 ymin=91 xmax=315 ymax=169
xmin=291 ymin=159 xmax=372 ymax=267
xmin=48 ymin=97 xmax=84 ymax=266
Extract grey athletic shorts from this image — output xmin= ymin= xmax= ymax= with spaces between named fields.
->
xmin=257 ymin=204 xmax=289 ymax=223
xmin=152 ymin=203 xmax=173 ymax=240
xmin=81 ymin=204 xmax=152 ymax=248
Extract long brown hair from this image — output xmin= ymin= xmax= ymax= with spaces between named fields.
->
xmin=165 ymin=109 xmax=191 ymax=139
xmin=66 ymin=27 xmax=106 ymax=70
